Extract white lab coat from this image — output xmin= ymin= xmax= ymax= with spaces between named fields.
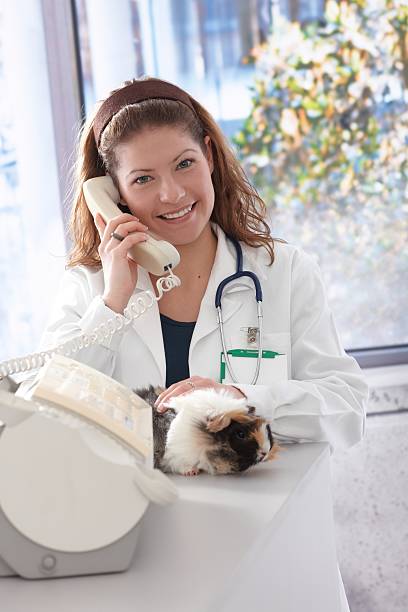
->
xmin=32 ymin=224 xmax=367 ymax=451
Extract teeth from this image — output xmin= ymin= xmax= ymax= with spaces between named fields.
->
xmin=161 ymin=204 xmax=193 ymax=220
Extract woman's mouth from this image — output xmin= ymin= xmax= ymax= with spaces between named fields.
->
xmin=158 ymin=202 xmax=196 ymax=222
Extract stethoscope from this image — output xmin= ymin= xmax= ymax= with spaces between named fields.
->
xmin=215 ymin=237 xmax=263 ymax=385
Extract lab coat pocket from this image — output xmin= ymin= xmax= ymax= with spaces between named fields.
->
xmin=262 ymin=332 xmax=290 ymax=383
xmin=221 ymin=332 xmax=290 ymax=385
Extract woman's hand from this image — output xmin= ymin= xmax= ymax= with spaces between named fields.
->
xmin=95 ymin=212 xmax=150 ymax=314
xmin=154 ymin=376 xmax=246 ymax=412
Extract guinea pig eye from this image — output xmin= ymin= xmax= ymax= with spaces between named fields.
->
xmin=235 ymin=430 xmax=246 ymax=440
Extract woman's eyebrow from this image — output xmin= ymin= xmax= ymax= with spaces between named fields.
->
xmin=126 ymin=148 xmax=199 ymax=177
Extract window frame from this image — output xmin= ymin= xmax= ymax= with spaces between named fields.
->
xmin=40 ymin=0 xmax=84 ymax=251
xmin=348 ymin=346 xmax=408 ymax=369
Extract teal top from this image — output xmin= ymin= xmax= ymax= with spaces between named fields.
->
xmin=160 ymin=314 xmax=196 ymax=387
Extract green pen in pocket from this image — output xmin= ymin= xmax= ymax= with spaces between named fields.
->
xmin=220 ymin=349 xmax=284 ymax=384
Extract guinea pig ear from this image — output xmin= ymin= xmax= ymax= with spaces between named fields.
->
xmin=207 ymin=409 xmax=254 ymax=433
xmin=206 ymin=413 xmax=233 ymax=433
xmin=247 ymin=405 xmax=256 ymax=415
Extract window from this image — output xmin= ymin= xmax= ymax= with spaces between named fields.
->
xmin=1 ymin=0 xmax=405 ymax=369
xmin=73 ymin=0 xmax=407 ymax=365
xmin=0 ymin=1 xmax=67 ymax=363
xmin=233 ymin=1 xmax=407 ymax=358
xmin=75 ymin=0 xmax=271 ymax=136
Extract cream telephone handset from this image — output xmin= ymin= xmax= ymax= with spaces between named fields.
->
xmin=83 ymin=176 xmax=180 ymax=276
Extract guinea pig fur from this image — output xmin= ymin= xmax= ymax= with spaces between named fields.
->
xmin=136 ymin=386 xmax=277 ymax=476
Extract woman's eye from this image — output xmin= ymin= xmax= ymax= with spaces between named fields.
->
xmin=177 ymin=159 xmax=193 ymax=169
xmin=135 ymin=175 xmax=152 ymax=185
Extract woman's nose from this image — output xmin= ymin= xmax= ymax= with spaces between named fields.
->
xmin=158 ymin=176 xmax=186 ymax=204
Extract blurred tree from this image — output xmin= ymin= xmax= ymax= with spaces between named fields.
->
xmin=234 ymin=0 xmax=408 ymax=348
xmin=234 ymin=0 xmax=408 ymax=214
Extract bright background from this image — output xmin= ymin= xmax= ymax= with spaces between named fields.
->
xmin=0 ymin=0 xmax=406 ymax=367
xmin=0 ymin=3 xmax=407 ymax=610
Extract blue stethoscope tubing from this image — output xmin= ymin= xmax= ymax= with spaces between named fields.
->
xmin=215 ymin=237 xmax=264 ymax=385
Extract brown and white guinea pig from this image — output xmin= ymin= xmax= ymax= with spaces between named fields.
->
xmin=135 ymin=385 xmax=278 ymax=476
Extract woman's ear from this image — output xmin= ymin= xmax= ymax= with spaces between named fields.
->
xmin=204 ymin=135 xmax=214 ymax=174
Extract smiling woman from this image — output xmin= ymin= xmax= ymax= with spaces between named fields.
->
xmin=28 ymin=76 xmax=367 ymax=495
xmin=68 ymin=78 xmax=272 ymax=273
xmin=114 ymin=128 xmax=215 ymax=249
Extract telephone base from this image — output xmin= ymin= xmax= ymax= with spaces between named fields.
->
xmin=0 ymin=507 xmax=141 ymax=579
xmin=0 ymin=384 xmax=177 ymax=580
xmin=0 ymin=555 xmax=16 ymax=577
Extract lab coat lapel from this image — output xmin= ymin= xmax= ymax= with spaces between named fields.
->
xmin=128 ymin=226 xmax=267 ymax=381
xmin=190 ymin=227 xmax=252 ymax=353
xmin=130 ymin=268 xmax=166 ymax=382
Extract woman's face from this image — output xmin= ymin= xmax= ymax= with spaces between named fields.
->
xmin=114 ymin=126 xmax=214 ymax=247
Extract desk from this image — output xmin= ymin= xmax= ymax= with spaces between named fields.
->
xmin=1 ymin=443 xmax=343 ymax=612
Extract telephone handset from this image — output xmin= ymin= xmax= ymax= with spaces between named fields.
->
xmin=83 ymin=176 xmax=180 ymax=276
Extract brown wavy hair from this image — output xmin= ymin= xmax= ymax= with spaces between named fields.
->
xmin=67 ymin=77 xmax=277 ymax=268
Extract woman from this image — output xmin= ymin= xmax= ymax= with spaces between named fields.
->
xmin=40 ymin=76 xmax=367 ymax=450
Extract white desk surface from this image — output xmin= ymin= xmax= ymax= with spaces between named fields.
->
xmin=1 ymin=442 xmax=342 ymax=612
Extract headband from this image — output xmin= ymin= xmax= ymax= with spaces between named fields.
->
xmin=93 ymin=78 xmax=196 ymax=147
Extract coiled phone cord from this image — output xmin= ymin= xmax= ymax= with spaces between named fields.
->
xmin=0 ymin=269 xmax=181 ymax=380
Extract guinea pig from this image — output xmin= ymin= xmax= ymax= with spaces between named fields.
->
xmin=135 ymin=385 xmax=278 ymax=476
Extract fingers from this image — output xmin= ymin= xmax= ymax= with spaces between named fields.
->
xmin=97 ymin=213 xmax=149 ymax=256
xmin=110 ymin=217 xmax=149 ymax=240
xmin=109 ymin=230 xmax=150 ymax=260
xmin=155 ymin=377 xmax=218 ymax=412
xmin=154 ymin=379 xmax=245 ymax=412
xmin=155 ymin=377 xmax=199 ymax=410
